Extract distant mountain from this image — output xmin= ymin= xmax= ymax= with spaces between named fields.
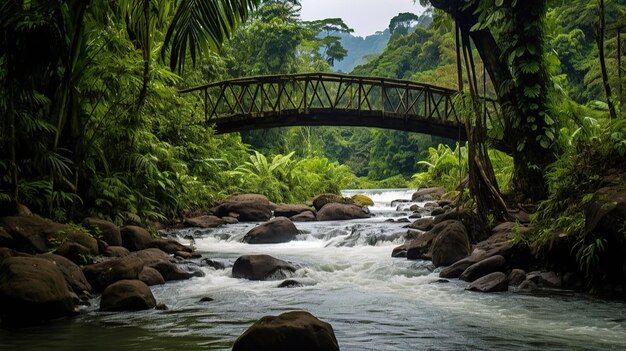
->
xmin=331 ymin=30 xmax=391 ymax=73
xmin=332 ymin=15 xmax=433 ymax=73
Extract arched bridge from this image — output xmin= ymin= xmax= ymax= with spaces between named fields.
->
xmin=180 ymin=73 xmax=500 ymax=140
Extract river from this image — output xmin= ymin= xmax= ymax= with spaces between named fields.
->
xmin=1 ymin=189 xmax=625 ymax=350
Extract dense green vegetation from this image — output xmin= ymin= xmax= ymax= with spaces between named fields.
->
xmin=1 ymin=0 xmax=626 ymax=288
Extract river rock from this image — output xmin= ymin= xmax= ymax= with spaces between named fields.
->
xmin=82 ymin=218 xmax=122 ymax=247
xmin=38 ymin=253 xmax=92 ymax=295
xmin=99 ymin=280 xmax=156 ymax=311
xmin=0 ymin=216 xmax=98 ymax=256
xmin=0 ymin=216 xmax=60 ymax=253
xmin=431 ymin=208 xmax=446 ymax=216
xmin=433 ymin=209 xmax=487 ymax=243
xmin=312 ymin=193 xmax=355 ymax=211
xmin=460 ymin=255 xmax=508 ymax=282
xmin=183 ymin=215 xmax=224 ymax=228
xmin=148 ymin=238 xmax=192 ymax=254
xmin=138 ymin=266 xmax=165 ymax=286
xmin=406 ymin=230 xmax=438 ymax=260
xmin=0 ymin=256 xmax=77 ymax=324
xmin=222 ymin=216 xmax=239 ymax=224
xmin=391 ymin=244 xmax=407 ymax=258
xmin=82 ymin=256 xmax=144 ymax=291
xmin=411 ymin=187 xmax=445 ymax=202
xmin=439 ymin=255 xmax=483 ymax=279
xmin=243 ymin=217 xmax=299 ymax=244
xmin=586 ymin=186 xmax=626 ymax=235
xmin=291 ymin=211 xmax=316 ymax=222
xmin=526 ymin=271 xmax=562 ymax=288
xmin=316 ymin=203 xmax=370 ymax=221
xmin=429 ymin=220 xmax=471 ymax=267
xmin=53 ymin=241 xmax=93 ymax=264
xmin=407 ymin=218 xmax=434 ymax=231
xmin=232 ymin=311 xmax=339 ymax=351
xmin=277 ymin=279 xmax=303 ymax=288
xmin=104 ymin=246 xmax=130 ymax=257
xmin=132 ymin=248 xmax=193 ymax=281
xmin=466 ymin=272 xmax=508 ymax=292
xmin=0 ymin=247 xmax=29 ymax=263
xmin=351 ymin=194 xmax=374 ymax=206
xmin=214 ymin=194 xmax=274 ymax=222
xmin=232 ymin=255 xmax=295 ymax=281
xmin=120 ymin=226 xmax=153 ymax=252
xmin=471 ymin=226 xmax=530 ymax=269
xmin=508 ymin=269 xmax=526 ymax=286
xmin=0 ymin=227 xmax=14 ymax=248
xmin=274 ymin=204 xmax=315 ymax=218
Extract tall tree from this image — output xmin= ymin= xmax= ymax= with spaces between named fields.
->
xmin=423 ymin=0 xmax=556 ymax=201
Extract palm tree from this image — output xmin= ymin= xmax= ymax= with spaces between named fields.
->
xmin=0 ymin=0 xmax=260 ymax=211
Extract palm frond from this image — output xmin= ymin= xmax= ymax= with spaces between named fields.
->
xmin=162 ymin=0 xmax=260 ymax=72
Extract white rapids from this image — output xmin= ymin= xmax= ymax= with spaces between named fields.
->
xmin=1 ymin=189 xmax=625 ymax=351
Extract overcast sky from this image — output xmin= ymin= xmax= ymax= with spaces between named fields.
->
xmin=300 ymin=0 xmax=426 ymax=37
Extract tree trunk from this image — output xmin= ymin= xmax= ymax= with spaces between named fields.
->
xmin=596 ymin=0 xmax=618 ymax=120
xmin=430 ymin=0 xmax=554 ymax=202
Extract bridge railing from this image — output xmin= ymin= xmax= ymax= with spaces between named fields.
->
xmin=180 ymin=73 xmax=502 ymax=138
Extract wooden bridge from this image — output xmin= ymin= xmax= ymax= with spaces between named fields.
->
xmin=180 ymin=73 xmax=500 ymax=140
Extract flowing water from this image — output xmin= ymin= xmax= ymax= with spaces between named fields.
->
xmin=2 ymin=189 xmax=626 ymax=350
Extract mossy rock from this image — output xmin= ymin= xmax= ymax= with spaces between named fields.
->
xmin=351 ymin=194 xmax=374 ymax=207
xmin=312 ymin=194 xmax=354 ymax=211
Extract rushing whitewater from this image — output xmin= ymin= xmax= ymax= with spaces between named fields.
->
xmin=1 ymin=189 xmax=625 ymax=351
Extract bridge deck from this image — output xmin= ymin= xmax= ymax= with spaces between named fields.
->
xmin=180 ymin=73 xmax=500 ymax=140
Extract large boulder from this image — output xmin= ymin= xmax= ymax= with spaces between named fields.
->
xmin=405 ymin=230 xmax=439 ymax=260
xmin=82 ymin=256 xmax=144 ymax=291
xmin=584 ymin=186 xmax=626 ymax=281
xmin=120 ymin=226 xmax=153 ymax=252
xmin=233 ymin=311 xmax=339 ymax=351
xmin=433 ymin=209 xmax=487 ymax=243
xmin=104 ymin=246 xmax=130 ymax=258
xmin=82 ymin=218 xmax=122 ymax=247
xmin=586 ymin=186 xmax=626 ymax=235
xmin=472 ymin=224 xmax=531 ymax=269
xmin=351 ymin=194 xmax=374 ymax=206
xmin=439 ymin=256 xmax=481 ymax=279
xmin=0 ymin=227 xmax=15 ymax=248
xmin=316 ymin=203 xmax=370 ymax=221
xmin=407 ymin=218 xmax=434 ymax=231
xmin=0 ymin=216 xmax=97 ymax=255
xmin=214 ymin=194 xmax=274 ymax=222
xmin=312 ymin=193 xmax=355 ymax=211
xmin=138 ymin=266 xmax=165 ymax=286
xmin=460 ymin=255 xmax=508 ymax=282
xmin=466 ymin=272 xmax=508 ymax=292
xmin=183 ymin=215 xmax=224 ymax=228
xmin=274 ymin=204 xmax=315 ymax=218
xmin=99 ymin=280 xmax=156 ymax=311
xmin=243 ymin=217 xmax=299 ymax=244
xmin=38 ymin=253 xmax=92 ymax=295
xmin=0 ymin=216 xmax=59 ymax=253
xmin=232 ymin=255 xmax=296 ymax=281
xmin=0 ymin=257 xmax=76 ymax=323
xmin=53 ymin=241 xmax=94 ymax=264
xmin=429 ymin=220 xmax=471 ymax=267
xmin=411 ymin=187 xmax=445 ymax=202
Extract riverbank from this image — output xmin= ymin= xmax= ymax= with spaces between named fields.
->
xmin=1 ymin=189 xmax=626 ymax=350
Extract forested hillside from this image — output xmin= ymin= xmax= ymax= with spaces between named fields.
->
xmin=330 ymin=30 xmax=390 ymax=73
